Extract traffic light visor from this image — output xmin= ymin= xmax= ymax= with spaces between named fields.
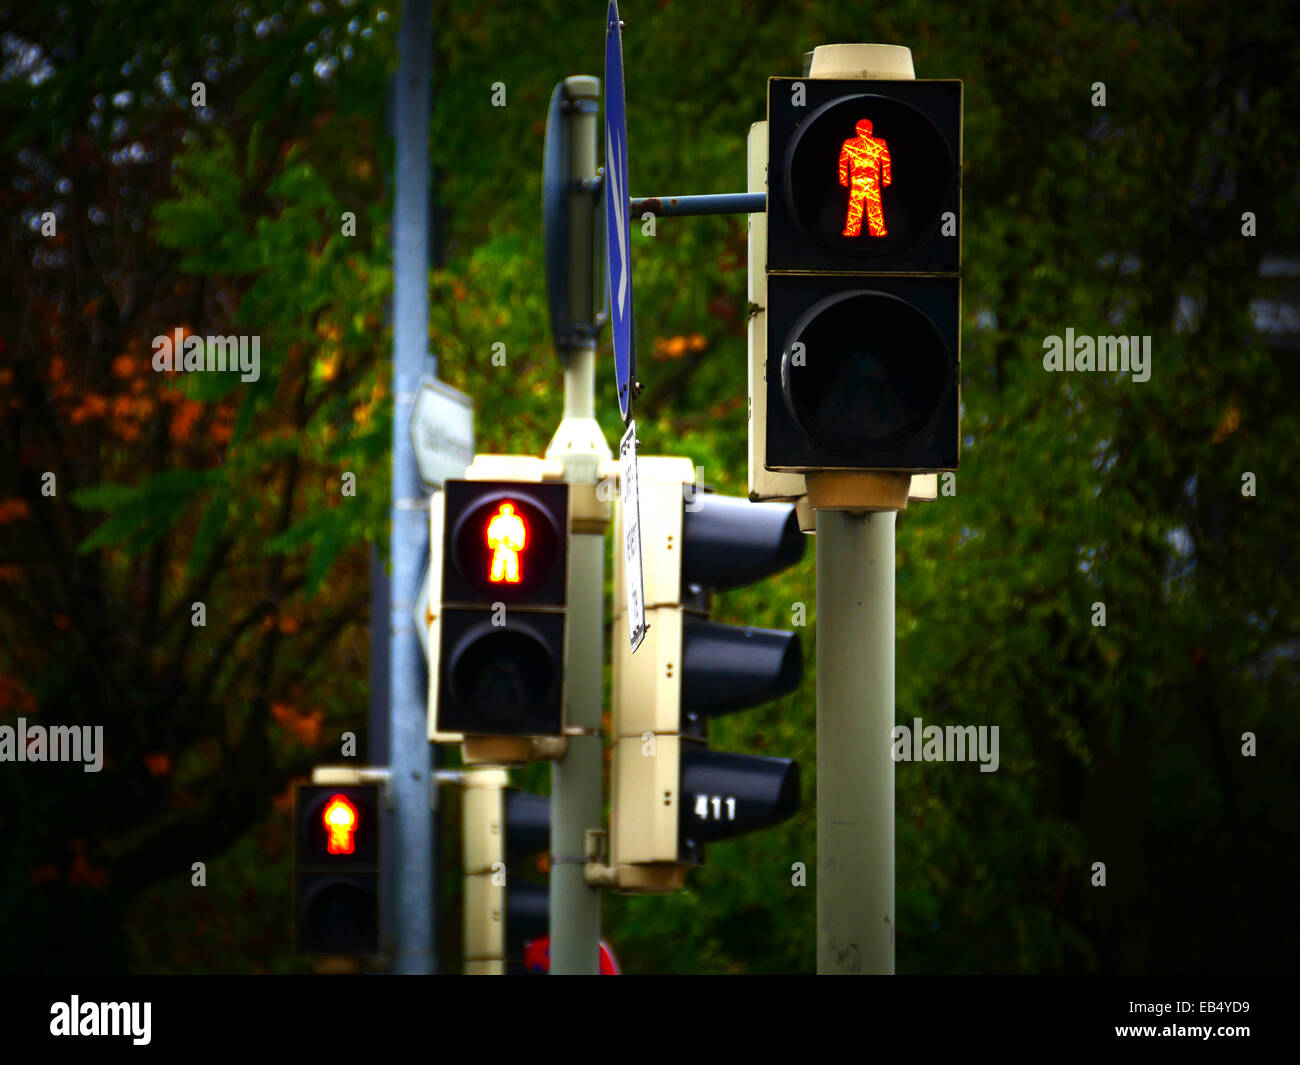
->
xmin=784 ymin=92 xmax=954 ymax=259
xmin=679 ymin=748 xmax=801 ymax=850
xmin=444 ymin=481 xmax=568 ymax=604
xmin=297 ymin=785 xmax=379 ymax=867
xmin=300 ymin=877 xmax=379 ymax=954
xmin=439 ymin=612 xmax=565 ymax=736
xmin=780 ymin=289 xmax=953 ymax=452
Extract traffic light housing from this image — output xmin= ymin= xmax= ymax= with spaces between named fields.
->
xmin=461 ymin=767 xmax=551 ymax=974
xmin=503 ymin=788 xmax=551 ymax=958
xmin=430 ymin=473 xmax=570 ymax=739
xmin=764 ymin=77 xmax=962 ymax=473
xmin=294 ymin=784 xmax=381 ymax=956
xmin=610 ymin=458 xmax=804 ymax=891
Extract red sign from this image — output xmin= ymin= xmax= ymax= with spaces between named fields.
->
xmin=522 ymin=937 xmax=620 ymax=975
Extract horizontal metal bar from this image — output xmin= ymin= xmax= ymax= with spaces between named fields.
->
xmin=629 ymin=192 xmax=766 ymax=217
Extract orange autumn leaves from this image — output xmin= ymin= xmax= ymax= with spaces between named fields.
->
xmin=35 ymin=329 xmax=236 ymax=446
xmin=271 ymin=703 xmax=324 ymax=746
xmin=1210 ymin=405 xmax=1240 ymax=445
xmin=143 ymin=751 xmax=172 ymax=777
xmin=133 ymin=707 xmax=321 ymax=773
xmin=0 ymin=500 xmax=32 ymax=586
xmin=0 ymin=498 xmax=32 ymax=524
xmin=652 ymin=332 xmax=707 ymax=361
xmin=29 ymin=838 xmax=108 ymax=889
xmin=255 ymin=614 xmax=324 ymax=745
xmin=0 ymin=671 xmax=37 ymax=716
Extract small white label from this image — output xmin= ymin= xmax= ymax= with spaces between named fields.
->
xmin=412 ymin=561 xmax=431 ymax=662
xmin=694 ymin=794 xmax=737 ymax=821
xmin=619 ymin=421 xmax=646 ymax=652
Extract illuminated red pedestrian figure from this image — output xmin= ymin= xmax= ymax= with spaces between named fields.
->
xmin=486 ymin=501 xmax=527 ymax=584
xmin=838 ymin=118 xmax=892 ymax=238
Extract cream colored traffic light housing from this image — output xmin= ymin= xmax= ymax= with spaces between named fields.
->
xmin=606 ymin=457 xmax=697 ymax=893
xmin=461 ymin=766 xmax=507 ymax=974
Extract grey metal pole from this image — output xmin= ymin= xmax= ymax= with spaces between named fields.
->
xmin=368 ymin=543 xmax=392 ymax=954
xmin=546 ymin=74 xmax=609 ymax=975
xmin=807 ymin=41 xmax=916 ymax=977
xmin=388 ymin=0 xmax=434 ymax=975
xmin=816 ymin=510 xmax=895 ymax=973
xmin=629 ymin=192 xmax=765 ymax=217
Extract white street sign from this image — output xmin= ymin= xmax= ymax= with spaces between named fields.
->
xmin=619 ymin=421 xmax=646 ymax=651
xmin=413 ymin=560 xmax=431 ymax=663
xmin=409 ymin=376 xmax=474 ymax=491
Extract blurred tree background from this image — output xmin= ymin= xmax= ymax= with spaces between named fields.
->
xmin=1 ymin=0 xmax=1296 ymax=974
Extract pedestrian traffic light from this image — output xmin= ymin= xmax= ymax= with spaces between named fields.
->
xmin=461 ymin=767 xmax=551 ymax=974
xmin=609 ymin=458 xmax=804 ymax=892
xmin=430 ymin=473 xmax=570 ymax=739
xmin=294 ymin=784 xmax=381 ymax=956
xmin=763 ymin=77 xmax=962 ymax=473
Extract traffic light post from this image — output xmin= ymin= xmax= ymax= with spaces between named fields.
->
xmin=428 ymin=73 xmax=612 ymax=975
xmin=542 ymin=74 xmax=612 ymax=975
xmin=386 ymin=0 xmax=434 ymax=976
xmin=761 ymin=44 xmax=962 ymax=974
xmin=409 ymin=40 xmax=954 ymax=976
xmin=461 ymin=767 xmax=507 ymax=975
xmin=461 ymin=767 xmax=552 ymax=974
xmin=599 ymin=37 xmax=956 ymax=970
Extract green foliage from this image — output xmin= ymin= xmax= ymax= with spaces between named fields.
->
xmin=153 ymin=133 xmax=260 ymax=273
xmin=73 ymin=470 xmax=220 ymax=554
xmin=1 ymin=0 xmax=396 ymax=975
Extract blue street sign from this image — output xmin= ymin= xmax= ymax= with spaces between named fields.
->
xmin=604 ymin=0 xmax=635 ymax=424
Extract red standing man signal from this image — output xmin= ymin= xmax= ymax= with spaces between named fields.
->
xmin=487 ymin=501 xmax=527 ymax=585
xmin=322 ymin=794 xmax=359 ymax=855
xmin=838 ymin=118 xmax=892 ymax=238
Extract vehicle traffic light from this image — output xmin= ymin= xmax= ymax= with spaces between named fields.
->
xmin=429 ymin=473 xmax=570 ymax=739
xmin=294 ymin=784 xmax=381 ymax=956
xmin=609 ymin=457 xmax=805 ymax=892
xmin=461 ymin=767 xmax=552 ymax=974
xmin=763 ymin=77 xmax=962 ymax=473
xmin=503 ymin=787 xmax=550 ymax=959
